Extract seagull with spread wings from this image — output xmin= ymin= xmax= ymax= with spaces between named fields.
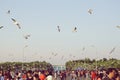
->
xmin=57 ymin=26 xmax=60 ymax=32
xmin=11 ymin=18 xmax=21 ymax=29
xmin=73 ymin=27 xmax=77 ymax=32
xmin=24 ymin=34 xmax=31 ymax=39
xmin=88 ymin=9 xmax=93 ymax=14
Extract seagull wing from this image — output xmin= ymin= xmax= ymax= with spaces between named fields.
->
xmin=58 ymin=28 xmax=60 ymax=32
xmin=0 ymin=26 xmax=3 ymax=29
xmin=109 ymin=47 xmax=116 ymax=54
xmin=11 ymin=18 xmax=21 ymax=29
xmin=24 ymin=35 xmax=28 ymax=39
xmin=27 ymin=35 xmax=31 ymax=37
xmin=17 ymin=23 xmax=21 ymax=29
xmin=74 ymin=27 xmax=77 ymax=30
xmin=88 ymin=9 xmax=93 ymax=14
xmin=24 ymin=34 xmax=30 ymax=39
xmin=73 ymin=27 xmax=77 ymax=32
xmin=11 ymin=18 xmax=16 ymax=22
xmin=57 ymin=26 xmax=60 ymax=32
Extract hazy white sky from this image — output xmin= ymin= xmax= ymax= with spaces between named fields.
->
xmin=0 ymin=0 xmax=120 ymax=65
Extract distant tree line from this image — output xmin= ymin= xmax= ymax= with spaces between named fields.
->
xmin=0 ymin=58 xmax=120 ymax=71
xmin=65 ymin=58 xmax=120 ymax=70
xmin=0 ymin=61 xmax=54 ymax=71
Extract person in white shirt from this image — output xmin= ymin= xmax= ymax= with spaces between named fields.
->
xmin=46 ymin=71 xmax=53 ymax=80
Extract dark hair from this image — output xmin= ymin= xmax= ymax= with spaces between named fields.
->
xmin=27 ymin=70 xmax=32 ymax=74
xmin=41 ymin=70 xmax=44 ymax=74
xmin=114 ymin=73 xmax=120 ymax=79
xmin=48 ymin=71 xmax=52 ymax=75
xmin=34 ymin=74 xmax=39 ymax=78
xmin=97 ymin=73 xmax=103 ymax=79
xmin=106 ymin=68 xmax=117 ymax=74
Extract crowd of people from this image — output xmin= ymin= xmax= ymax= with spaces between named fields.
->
xmin=0 ymin=69 xmax=52 ymax=80
xmin=0 ymin=68 xmax=120 ymax=80
xmin=56 ymin=68 xmax=120 ymax=80
xmin=58 ymin=68 xmax=120 ymax=80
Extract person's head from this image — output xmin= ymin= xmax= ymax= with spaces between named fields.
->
xmin=97 ymin=73 xmax=103 ymax=79
xmin=27 ymin=70 xmax=32 ymax=77
xmin=41 ymin=70 xmax=44 ymax=74
xmin=33 ymin=74 xmax=39 ymax=80
xmin=106 ymin=68 xmax=118 ymax=79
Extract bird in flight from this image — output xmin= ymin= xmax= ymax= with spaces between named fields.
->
xmin=7 ymin=10 xmax=10 ymax=14
xmin=116 ymin=25 xmax=120 ymax=29
xmin=88 ymin=9 xmax=93 ymax=14
xmin=57 ymin=26 xmax=60 ymax=32
xmin=109 ymin=47 xmax=116 ymax=54
xmin=73 ymin=27 xmax=77 ymax=32
xmin=24 ymin=34 xmax=31 ymax=39
xmin=11 ymin=18 xmax=21 ymax=29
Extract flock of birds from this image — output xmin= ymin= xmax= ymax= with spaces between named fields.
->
xmin=0 ymin=10 xmax=31 ymax=40
xmin=1 ymin=10 xmax=28 ymax=30
xmin=0 ymin=9 xmax=94 ymax=62
xmin=0 ymin=9 xmax=95 ymax=32
xmin=1 ymin=9 xmax=120 ymax=32
xmin=0 ymin=8 xmax=97 ymax=43
xmin=0 ymin=8 xmax=119 ymax=62
xmin=56 ymin=9 xmax=94 ymax=32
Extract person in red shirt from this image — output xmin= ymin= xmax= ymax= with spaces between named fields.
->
xmin=22 ymin=73 xmax=27 ymax=80
xmin=39 ymin=70 xmax=46 ymax=80
xmin=91 ymin=70 xmax=97 ymax=80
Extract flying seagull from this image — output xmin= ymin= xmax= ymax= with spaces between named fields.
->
xmin=109 ymin=47 xmax=116 ymax=54
xmin=11 ymin=18 xmax=21 ymax=29
xmin=116 ymin=25 xmax=120 ymax=29
xmin=73 ymin=27 xmax=77 ymax=32
xmin=0 ymin=26 xmax=3 ymax=29
xmin=88 ymin=9 xmax=93 ymax=14
xmin=57 ymin=26 xmax=60 ymax=32
xmin=24 ymin=34 xmax=31 ymax=39
xmin=7 ymin=10 xmax=10 ymax=14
